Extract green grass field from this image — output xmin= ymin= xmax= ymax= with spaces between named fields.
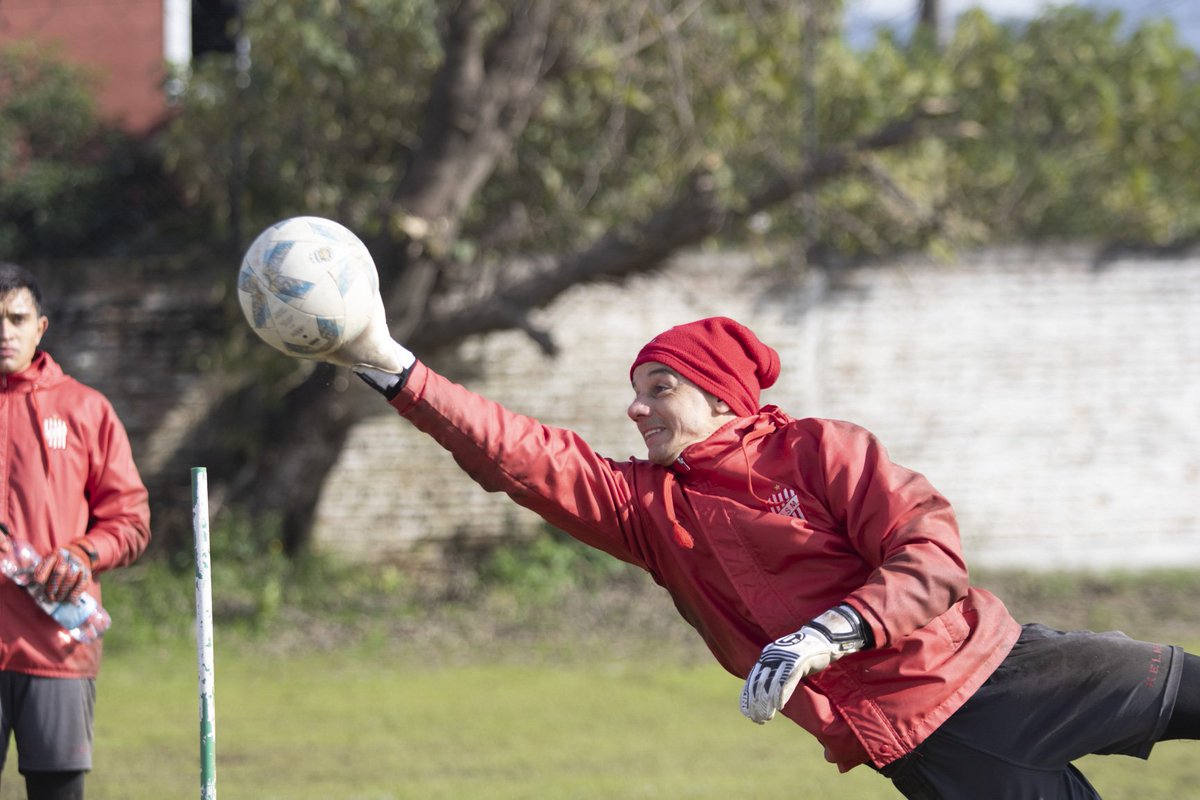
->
xmin=3 ymin=545 xmax=1200 ymax=798
xmin=0 ymin=639 xmax=1195 ymax=799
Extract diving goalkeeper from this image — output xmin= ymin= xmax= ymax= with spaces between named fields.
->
xmin=350 ymin=315 xmax=1198 ymax=798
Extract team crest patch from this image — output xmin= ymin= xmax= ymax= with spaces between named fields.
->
xmin=42 ymin=416 xmax=68 ymax=450
xmin=767 ymin=486 xmax=805 ymax=520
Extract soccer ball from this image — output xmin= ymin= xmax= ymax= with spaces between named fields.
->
xmin=237 ymin=216 xmax=379 ymax=359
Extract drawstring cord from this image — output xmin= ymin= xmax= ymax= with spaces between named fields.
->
xmin=740 ymin=422 xmax=774 ymax=506
xmin=661 ymin=408 xmax=787 ymax=549
xmin=662 ymin=470 xmax=694 ymax=549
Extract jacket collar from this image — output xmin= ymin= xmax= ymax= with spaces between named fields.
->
xmin=670 ymin=405 xmax=790 ymax=479
xmin=1 ymin=350 xmax=64 ymax=391
xmin=659 ymin=405 xmax=791 ymax=549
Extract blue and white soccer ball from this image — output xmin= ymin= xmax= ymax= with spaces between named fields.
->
xmin=237 ymin=216 xmax=379 ymax=359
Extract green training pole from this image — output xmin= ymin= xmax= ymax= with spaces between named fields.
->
xmin=192 ymin=467 xmax=217 ymax=800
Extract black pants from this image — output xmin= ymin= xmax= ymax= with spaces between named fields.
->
xmin=880 ymin=624 xmax=1184 ymax=799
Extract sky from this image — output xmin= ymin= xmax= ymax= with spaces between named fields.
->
xmin=845 ymin=0 xmax=1200 ymax=49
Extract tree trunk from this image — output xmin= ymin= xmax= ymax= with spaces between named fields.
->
xmin=918 ymin=0 xmax=941 ymax=44
xmin=159 ymin=5 xmax=972 ymax=557
xmin=220 ymin=1 xmax=561 ymax=555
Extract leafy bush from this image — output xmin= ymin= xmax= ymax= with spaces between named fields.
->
xmin=99 ymin=514 xmax=638 ymax=653
xmin=477 ymin=525 xmax=638 ymax=599
xmin=0 ymin=43 xmax=180 ymax=260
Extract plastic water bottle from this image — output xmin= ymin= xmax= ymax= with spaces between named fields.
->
xmin=0 ymin=538 xmax=111 ymax=644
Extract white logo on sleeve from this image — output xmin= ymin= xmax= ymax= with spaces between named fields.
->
xmin=43 ymin=416 xmax=68 ymax=450
xmin=768 ymin=486 xmax=805 ymax=520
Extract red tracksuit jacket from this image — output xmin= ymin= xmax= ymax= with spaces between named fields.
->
xmin=0 ymin=351 xmax=151 ymax=678
xmin=392 ymin=362 xmax=1021 ymax=771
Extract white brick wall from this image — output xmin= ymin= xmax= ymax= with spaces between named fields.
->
xmin=314 ymin=246 xmax=1200 ymax=570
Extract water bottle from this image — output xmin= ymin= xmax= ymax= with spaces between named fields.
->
xmin=0 ymin=537 xmax=111 ymax=644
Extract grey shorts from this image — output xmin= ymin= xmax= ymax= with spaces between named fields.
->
xmin=880 ymin=623 xmax=1184 ymax=800
xmin=0 ymin=672 xmax=95 ymax=774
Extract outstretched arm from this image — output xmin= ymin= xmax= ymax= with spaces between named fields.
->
xmin=354 ymin=346 xmax=651 ymax=569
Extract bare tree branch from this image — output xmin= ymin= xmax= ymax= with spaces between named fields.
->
xmin=377 ymin=0 xmax=561 ymax=337
xmin=413 ymin=100 xmax=978 ymax=350
xmin=213 ymin=1 xmax=565 ymax=553
xmin=610 ymin=0 xmax=707 ymax=61
xmin=734 ymin=99 xmax=968 ymax=219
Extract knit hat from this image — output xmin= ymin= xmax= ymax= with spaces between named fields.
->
xmin=630 ymin=317 xmax=781 ymax=417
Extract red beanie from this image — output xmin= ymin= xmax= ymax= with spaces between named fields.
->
xmin=630 ymin=317 xmax=781 ymax=417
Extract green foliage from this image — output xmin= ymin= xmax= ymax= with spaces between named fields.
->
xmin=101 ymin=508 xmax=285 ymax=649
xmin=161 ymin=1 xmax=1200 ymax=266
xmin=937 ymin=8 xmax=1200 ymax=245
xmin=1 ymin=2 xmax=1196 ymax=263
xmin=0 ymin=43 xmax=104 ymax=257
xmin=163 ymin=0 xmax=441 ymax=241
xmin=102 ymin=520 xmax=638 ymax=652
xmin=775 ymin=6 xmax=1200 ymax=254
xmin=166 ymin=1 xmax=860 ymax=250
xmin=101 ymin=505 xmax=365 ymax=649
xmin=0 ymin=43 xmax=171 ymax=260
xmin=477 ymin=525 xmax=637 ymax=599
xmin=478 ymin=2 xmax=849 ymax=252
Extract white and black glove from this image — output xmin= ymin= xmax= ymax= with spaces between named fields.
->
xmin=353 ymin=343 xmax=416 ymax=400
xmin=740 ymin=604 xmax=872 ymax=724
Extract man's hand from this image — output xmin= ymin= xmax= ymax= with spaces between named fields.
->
xmin=740 ymin=604 xmax=871 ymax=724
xmin=351 ymin=338 xmax=416 ymax=400
xmin=34 ymin=543 xmax=95 ymax=603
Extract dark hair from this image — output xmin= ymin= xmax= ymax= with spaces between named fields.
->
xmin=0 ymin=262 xmax=45 ymax=315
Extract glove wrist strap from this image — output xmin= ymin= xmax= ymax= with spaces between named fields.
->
xmin=806 ymin=604 xmax=872 ymax=653
xmin=354 ymin=363 xmax=413 ymax=400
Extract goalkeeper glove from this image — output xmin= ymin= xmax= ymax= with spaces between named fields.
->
xmin=354 ymin=342 xmax=416 ymax=400
xmin=740 ymin=604 xmax=872 ymax=724
xmin=355 ymin=364 xmax=413 ymax=400
xmin=34 ymin=542 xmax=97 ymax=603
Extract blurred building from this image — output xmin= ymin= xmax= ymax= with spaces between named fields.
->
xmin=0 ymin=0 xmax=235 ymax=135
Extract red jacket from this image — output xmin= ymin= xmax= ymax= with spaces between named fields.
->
xmin=0 ymin=351 xmax=151 ymax=678
xmin=392 ymin=362 xmax=1021 ymax=771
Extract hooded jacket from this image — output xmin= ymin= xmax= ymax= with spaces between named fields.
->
xmin=391 ymin=362 xmax=1021 ymax=771
xmin=0 ymin=351 xmax=151 ymax=678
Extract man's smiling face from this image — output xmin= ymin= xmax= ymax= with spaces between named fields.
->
xmin=627 ymin=362 xmax=736 ymax=465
